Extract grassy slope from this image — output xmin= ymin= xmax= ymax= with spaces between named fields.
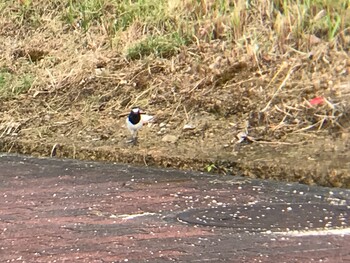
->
xmin=0 ymin=0 xmax=350 ymax=185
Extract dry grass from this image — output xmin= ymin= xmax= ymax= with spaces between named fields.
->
xmin=0 ymin=0 xmax=349 ymax=148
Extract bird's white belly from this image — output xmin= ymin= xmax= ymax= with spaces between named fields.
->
xmin=126 ymin=118 xmax=143 ymax=133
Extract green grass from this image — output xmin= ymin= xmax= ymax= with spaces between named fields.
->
xmin=126 ymin=32 xmax=189 ymax=60
xmin=63 ymin=0 xmax=173 ymax=33
xmin=1 ymin=0 xmax=350 ymax=58
xmin=63 ymin=0 xmax=105 ymax=31
xmin=271 ymin=0 xmax=350 ymax=43
xmin=0 ymin=69 xmax=34 ymax=99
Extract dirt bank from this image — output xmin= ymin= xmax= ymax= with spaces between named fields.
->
xmin=0 ymin=1 xmax=349 ymax=187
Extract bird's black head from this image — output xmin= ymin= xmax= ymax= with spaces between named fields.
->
xmin=128 ymin=108 xmax=141 ymax=125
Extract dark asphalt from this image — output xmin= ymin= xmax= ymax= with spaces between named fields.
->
xmin=0 ymin=154 xmax=350 ymax=263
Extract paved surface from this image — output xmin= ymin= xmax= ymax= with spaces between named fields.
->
xmin=0 ymin=155 xmax=350 ymax=263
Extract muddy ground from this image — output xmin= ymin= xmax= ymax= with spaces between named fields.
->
xmin=0 ymin=16 xmax=350 ymax=187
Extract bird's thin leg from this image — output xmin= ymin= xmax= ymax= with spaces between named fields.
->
xmin=132 ymin=131 xmax=138 ymax=145
xmin=127 ymin=130 xmax=138 ymax=145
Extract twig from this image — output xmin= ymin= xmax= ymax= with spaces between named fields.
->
xmin=188 ymin=78 xmax=206 ymax=93
xmin=274 ymin=105 xmax=294 ymax=117
xmin=50 ymin=143 xmax=59 ymax=157
xmin=223 ymin=77 xmax=256 ymax=88
xmin=183 ymin=105 xmax=189 ymax=121
xmin=170 ymin=97 xmax=183 ymax=120
xmin=131 ymin=83 xmax=159 ymax=106
xmin=293 ymin=120 xmax=324 ymax=133
xmin=260 ymin=63 xmax=300 ymax=113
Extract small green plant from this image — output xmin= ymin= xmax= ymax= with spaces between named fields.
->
xmin=326 ymin=12 xmax=341 ymax=40
xmin=205 ymin=163 xmax=217 ymax=173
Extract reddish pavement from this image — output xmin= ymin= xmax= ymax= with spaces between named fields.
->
xmin=0 ymin=154 xmax=350 ymax=263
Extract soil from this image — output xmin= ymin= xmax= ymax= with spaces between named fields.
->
xmin=1 ymin=34 xmax=350 ymax=188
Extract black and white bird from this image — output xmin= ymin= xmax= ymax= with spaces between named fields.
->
xmin=126 ymin=107 xmax=153 ymax=144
